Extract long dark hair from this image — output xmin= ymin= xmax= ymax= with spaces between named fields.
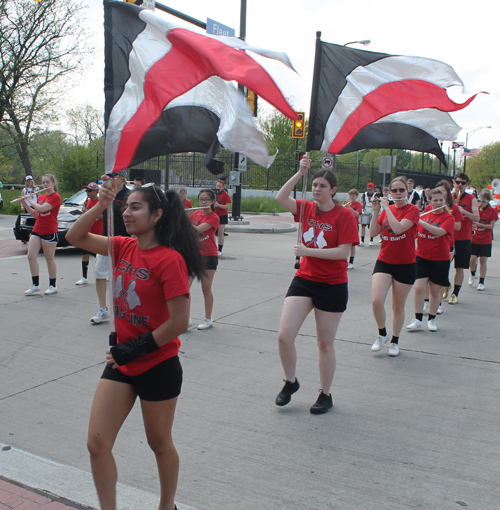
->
xmin=312 ymin=169 xmax=338 ymax=214
xmin=199 ymin=189 xmax=216 ymax=212
xmin=436 ymin=179 xmax=454 ymax=209
xmin=133 ymin=186 xmax=205 ymax=280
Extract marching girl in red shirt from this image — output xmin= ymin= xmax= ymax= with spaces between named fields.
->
xmin=214 ymin=180 xmax=231 ymax=254
xmin=406 ymin=189 xmax=455 ymax=333
xmin=189 ymin=189 xmax=220 ymax=330
xmin=274 ymin=156 xmax=359 ymax=414
xmin=66 ymin=179 xmax=204 ymax=510
xmin=369 ymin=177 xmax=420 ymax=357
xmin=179 ymin=187 xmax=192 ymax=211
xmin=469 ymin=189 xmax=498 ymax=290
xmin=21 ymin=174 xmax=61 ymax=296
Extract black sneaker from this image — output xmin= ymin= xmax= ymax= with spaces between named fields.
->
xmin=310 ymin=390 xmax=333 ymax=414
xmin=275 ymin=378 xmax=300 ymax=406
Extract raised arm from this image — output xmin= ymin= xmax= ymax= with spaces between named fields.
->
xmin=276 ymin=156 xmax=311 ymax=215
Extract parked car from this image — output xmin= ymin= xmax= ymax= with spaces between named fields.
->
xmin=13 ymin=189 xmax=87 ymax=247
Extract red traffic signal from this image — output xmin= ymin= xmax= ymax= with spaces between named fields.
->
xmin=292 ymin=112 xmax=305 ymax=138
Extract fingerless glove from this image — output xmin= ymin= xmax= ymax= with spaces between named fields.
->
xmin=110 ymin=332 xmax=159 ymax=366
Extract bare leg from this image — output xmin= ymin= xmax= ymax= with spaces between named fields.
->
xmin=413 ymin=278 xmax=428 ymax=314
xmin=96 ymin=279 xmax=107 ymax=308
xmin=41 ymin=240 xmax=57 ymax=279
xmin=470 ymin=254 xmax=478 ymax=274
xmin=217 ymin=224 xmax=226 ymax=249
xmin=200 ymin=270 xmax=216 ymax=319
xmin=371 ymin=272 xmax=394 ymax=330
xmin=454 ymin=267 xmax=464 ymax=287
xmin=142 ymin=398 xmax=179 ymax=510
xmin=391 ymin=280 xmax=414 ymax=337
xmin=313 ymin=309 xmax=343 ymax=394
xmin=27 ymin=235 xmax=42 ymax=278
xmin=428 ymin=282 xmax=442 ymax=315
xmin=87 ymin=379 xmax=137 ymax=510
xmin=478 ymin=256 xmax=487 ymax=278
xmin=277 ymin=296 xmax=313 ymax=382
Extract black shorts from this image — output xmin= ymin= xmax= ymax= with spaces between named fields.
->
xmin=31 ymin=231 xmax=59 ymax=243
xmin=204 ymin=255 xmax=218 ymax=270
xmin=373 ymin=259 xmax=416 ymax=285
xmin=101 ymin=355 xmax=182 ymax=402
xmin=454 ymin=240 xmax=471 ymax=269
xmin=415 ymin=256 xmax=450 ymax=287
xmin=471 ymin=243 xmax=492 ymax=258
xmin=285 ymin=276 xmax=348 ymax=313
xmin=219 ymin=214 xmax=228 ymax=225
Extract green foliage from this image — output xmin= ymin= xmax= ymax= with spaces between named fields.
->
xmin=0 ymin=188 xmax=74 ymax=215
xmin=466 ymin=142 xmax=500 ymax=189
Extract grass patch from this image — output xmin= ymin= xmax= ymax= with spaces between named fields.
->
xmin=189 ymin=195 xmax=287 ymax=214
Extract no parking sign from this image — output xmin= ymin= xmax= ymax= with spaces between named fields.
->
xmin=322 ymin=157 xmax=333 ymax=169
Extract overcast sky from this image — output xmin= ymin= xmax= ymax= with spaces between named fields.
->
xmin=66 ymin=0 xmax=498 ymax=155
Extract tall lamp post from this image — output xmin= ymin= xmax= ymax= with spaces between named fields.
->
xmin=463 ymin=125 xmax=491 ymax=172
xmin=343 ymin=40 xmax=371 ymax=47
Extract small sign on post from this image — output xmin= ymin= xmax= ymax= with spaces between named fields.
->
xmin=322 ymin=157 xmax=333 ymax=169
xmin=238 ymin=154 xmax=247 ymax=172
xmin=379 ymin=156 xmax=392 ymax=173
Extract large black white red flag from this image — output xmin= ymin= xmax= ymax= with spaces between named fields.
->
xmin=306 ymin=35 xmax=482 ymax=166
xmin=104 ymin=0 xmax=297 ymax=174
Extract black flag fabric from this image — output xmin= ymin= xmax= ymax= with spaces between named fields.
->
xmin=306 ymin=35 xmax=482 ymax=166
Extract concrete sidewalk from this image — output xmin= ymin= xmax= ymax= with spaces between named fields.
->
xmin=0 ymin=217 xmax=499 ymax=510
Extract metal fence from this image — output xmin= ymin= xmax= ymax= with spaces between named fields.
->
xmin=129 ymin=153 xmax=452 ymax=193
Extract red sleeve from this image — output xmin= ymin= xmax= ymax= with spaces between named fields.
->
xmin=406 ymin=205 xmax=421 ymax=225
xmin=441 ymin=213 xmax=456 ymax=234
xmin=452 ymin=204 xmax=464 ymax=222
xmin=154 ymin=252 xmax=189 ymax=302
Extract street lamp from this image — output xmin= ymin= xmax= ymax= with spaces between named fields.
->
xmin=343 ymin=40 xmax=371 ymax=47
xmin=463 ymin=125 xmax=491 ymax=172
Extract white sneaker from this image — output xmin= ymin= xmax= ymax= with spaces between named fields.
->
xmin=371 ymin=334 xmax=389 ymax=352
xmin=25 ymin=284 xmax=41 ymax=295
xmin=369 ymin=241 xmax=374 ymax=246
xmin=406 ymin=318 xmax=423 ymax=330
xmin=44 ymin=285 xmax=58 ymax=295
xmin=378 ymin=238 xmax=382 ymax=243
xmin=427 ymin=318 xmax=437 ymax=332
xmin=91 ymin=307 xmax=110 ymax=324
xmin=347 ymin=263 xmax=354 ymax=269
xmin=359 ymin=241 xmax=365 ymax=247
xmin=477 ymin=283 xmax=485 ymax=291
xmin=423 ymin=301 xmax=429 ymax=313
xmin=197 ymin=318 xmax=213 ymax=330
xmin=76 ymin=277 xmax=88 ymax=286
xmin=436 ymin=305 xmax=442 ymax=315
xmin=218 ymin=251 xmax=222 ymax=256
xmin=388 ymin=343 xmax=400 ymax=356
xmin=468 ymin=275 xmax=475 ymax=286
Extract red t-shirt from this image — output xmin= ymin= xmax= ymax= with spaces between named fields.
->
xmin=33 ymin=193 xmax=61 ymax=235
xmin=453 ymin=192 xmax=476 ymax=241
xmin=293 ymin=200 xmax=359 ymax=285
xmin=377 ymin=203 xmax=420 ymax=264
xmin=347 ymin=201 xmax=363 ymax=223
xmin=424 ymin=204 xmax=463 ymax=248
xmin=472 ymin=206 xmax=498 ymax=245
xmin=190 ymin=210 xmax=220 ymax=257
xmin=215 ymin=190 xmax=231 ymax=217
xmin=182 ymin=199 xmax=192 ymax=209
xmin=417 ymin=211 xmax=455 ymax=261
xmin=112 ymin=236 xmax=189 ymax=376
xmin=83 ymin=198 xmax=103 ymax=235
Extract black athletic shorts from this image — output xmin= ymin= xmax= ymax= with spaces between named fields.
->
xmin=101 ymin=355 xmax=182 ymax=401
xmin=415 ymin=256 xmax=450 ymax=287
xmin=31 ymin=231 xmax=59 ymax=243
xmin=219 ymin=214 xmax=229 ymax=225
xmin=373 ymin=259 xmax=416 ymax=285
xmin=204 ymin=255 xmax=218 ymax=270
xmin=454 ymin=239 xmax=471 ymax=269
xmin=471 ymin=243 xmax=492 ymax=258
xmin=285 ymin=276 xmax=348 ymax=313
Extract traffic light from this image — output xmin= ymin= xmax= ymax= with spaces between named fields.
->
xmin=247 ymin=90 xmax=258 ymax=117
xmin=124 ymin=0 xmax=143 ymax=4
xmin=292 ymin=112 xmax=305 ymax=138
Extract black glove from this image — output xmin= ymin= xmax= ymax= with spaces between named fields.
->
xmin=110 ymin=332 xmax=160 ymax=366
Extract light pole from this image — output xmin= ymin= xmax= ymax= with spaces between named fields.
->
xmin=463 ymin=125 xmax=491 ymax=172
xmin=343 ymin=40 xmax=371 ymax=47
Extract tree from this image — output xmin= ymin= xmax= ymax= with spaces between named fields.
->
xmin=0 ymin=0 xmax=91 ymax=176
xmin=466 ymin=142 xmax=500 ymax=189
xmin=67 ymin=104 xmax=105 ymax=146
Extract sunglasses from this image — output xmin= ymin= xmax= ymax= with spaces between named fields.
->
xmin=455 ymin=180 xmax=467 ymax=185
xmin=142 ymin=182 xmax=162 ymax=203
xmin=390 ymin=188 xmax=406 ymax=193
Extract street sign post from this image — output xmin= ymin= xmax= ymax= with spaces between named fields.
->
xmin=206 ymin=18 xmax=236 ymax=37
xmin=322 ymin=157 xmax=333 ymax=169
